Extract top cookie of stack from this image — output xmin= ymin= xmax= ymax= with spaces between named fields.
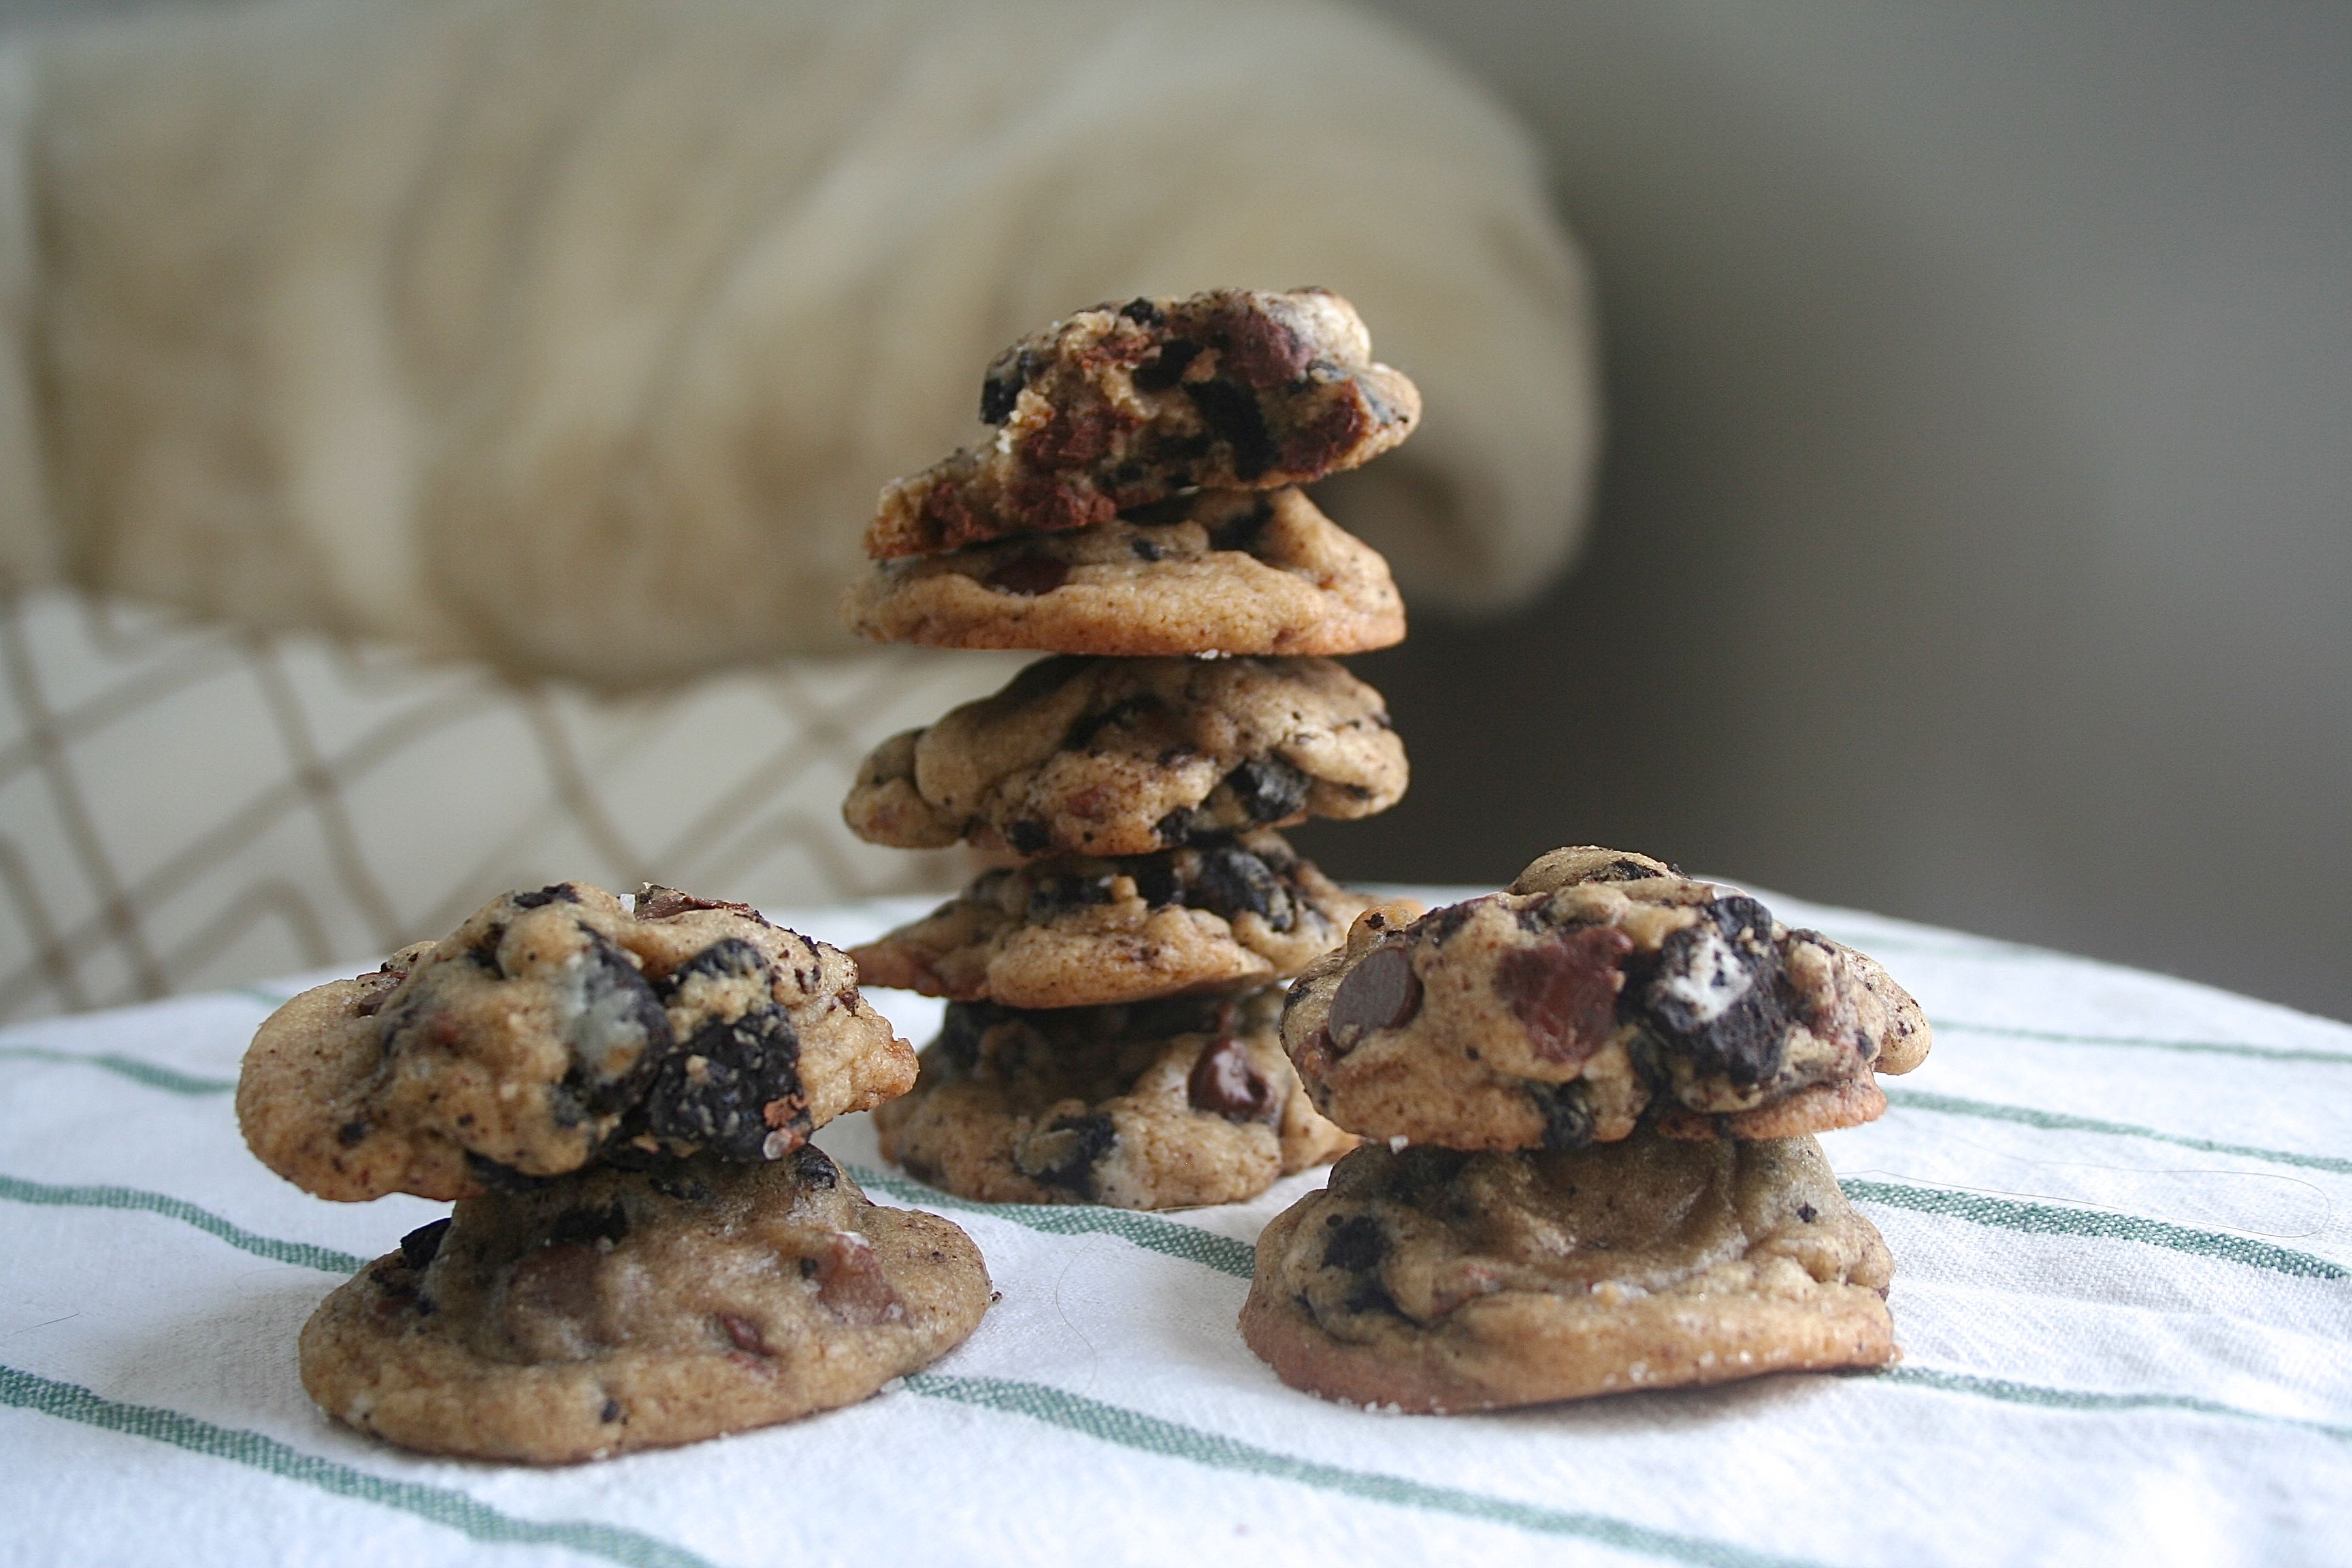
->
xmin=843 ymin=289 xmax=1411 ymax=658
xmin=839 ymin=289 xmax=1418 ymax=1209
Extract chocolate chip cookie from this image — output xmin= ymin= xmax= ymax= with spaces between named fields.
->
xmin=298 ymin=1147 xmax=989 ymax=1462
xmin=866 ymin=289 xmax=1419 ymax=559
xmin=240 ymin=884 xmax=915 ymax=1203
xmin=843 ymin=654 xmax=1407 ymax=858
xmin=875 ymin=991 xmax=1354 ymax=1209
xmin=1280 ymin=848 xmax=1930 ymax=1151
xmin=852 ymin=830 xmax=1368 ymax=1009
xmin=840 ymin=487 xmax=1405 ymax=657
xmin=1239 ymin=1134 xmax=1895 ymax=1413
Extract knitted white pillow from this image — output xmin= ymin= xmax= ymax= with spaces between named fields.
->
xmin=0 ymin=0 xmax=1596 ymax=687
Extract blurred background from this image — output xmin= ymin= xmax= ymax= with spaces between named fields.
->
xmin=0 ymin=0 xmax=2342 ymax=1022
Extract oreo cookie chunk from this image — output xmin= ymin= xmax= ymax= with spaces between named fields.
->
xmin=1279 ymin=847 xmax=1931 ymax=1151
xmin=239 ymin=883 xmax=915 ymax=1203
xmin=842 ymin=487 xmax=1405 ymax=657
xmin=850 ymin=829 xmax=1369 ymax=1009
xmin=875 ymin=990 xmax=1354 ymax=1209
xmin=843 ymin=654 xmax=1407 ymax=858
xmin=866 ymin=289 xmax=1419 ymax=559
xmin=297 ymin=1152 xmax=989 ymax=1463
xmin=1239 ymin=1132 xmax=1896 ymax=1414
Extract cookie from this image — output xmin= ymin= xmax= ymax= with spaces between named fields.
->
xmin=1281 ymin=848 xmax=1930 ymax=1151
xmin=240 ymin=883 xmax=915 ymax=1203
xmin=840 ymin=487 xmax=1405 ymax=656
xmin=851 ymin=830 xmax=1368 ymax=1008
xmin=866 ymin=289 xmax=1419 ymax=559
xmin=875 ymin=991 xmax=1355 ymax=1209
xmin=298 ymin=1147 xmax=988 ymax=1462
xmin=843 ymin=654 xmax=1407 ymax=858
xmin=1238 ymin=1134 xmax=1895 ymax=1413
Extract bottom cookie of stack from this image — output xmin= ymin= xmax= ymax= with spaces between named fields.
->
xmin=877 ymin=990 xmax=1356 ymax=1210
xmin=299 ymin=1148 xmax=990 ymax=1463
xmin=1239 ymin=1134 xmax=1894 ymax=1414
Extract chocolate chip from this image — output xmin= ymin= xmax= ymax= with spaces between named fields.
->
xmin=1186 ymin=378 xmax=1276 ymax=479
xmin=1797 ymin=1203 xmax=1819 ymax=1224
xmin=1119 ymin=297 xmax=1165 ymax=325
xmin=1185 ymin=844 xmax=1281 ymax=923
xmin=1154 ymin=806 xmax=1203 ymax=846
xmin=668 ymin=936 xmax=765 ymax=987
xmin=1633 ymin=897 xmax=1791 ymax=1086
xmin=464 ymin=1152 xmax=553 ymax=1194
xmin=642 ymin=1006 xmax=806 ymax=1161
xmin=1207 ymin=498 xmax=1273 ymax=553
xmin=1066 ymin=693 xmax=1158 ymax=749
xmin=1133 ymin=336 xmax=1201 ymax=392
xmin=1128 ymin=535 xmax=1168 ymax=561
xmin=813 ymin=1232 xmax=903 ymax=1325
xmin=548 ymin=1200 xmax=630 ymax=1249
xmin=600 ymin=1399 xmax=623 ymax=1423
xmin=1223 ymin=757 xmax=1311 ymax=823
xmin=1016 ymin=1112 xmax=1117 ymax=1196
xmin=792 ymin=1145 xmax=838 ymax=1190
xmin=1187 ymin=1033 xmax=1275 ymax=1121
xmin=1321 ymin=1213 xmax=1387 ymax=1273
xmin=634 ymin=885 xmax=764 ymax=923
xmin=983 ymin=554 xmax=1071 ymax=597
xmin=1603 ymin=858 xmax=1665 ymax=882
xmin=1524 ymin=1081 xmax=1597 ymax=1150
xmin=978 ymin=347 xmax=1034 ymax=424
xmin=398 ymin=1218 xmax=450 ymax=1269
xmin=1493 ymin=926 xmax=1635 ymax=1065
xmin=936 ymin=1002 xmax=995 ymax=1074
xmin=1326 ymin=943 xmax=1420 ymax=1045
xmin=511 ymin=885 xmax=581 ymax=909
xmin=337 ymin=1120 xmax=370 ymax=1147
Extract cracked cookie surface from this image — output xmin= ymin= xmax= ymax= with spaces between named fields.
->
xmin=1281 ymin=848 xmax=1930 ymax=1152
xmin=298 ymin=1149 xmax=987 ymax=1462
xmin=844 ymin=654 xmax=1406 ymax=858
xmin=240 ymin=883 xmax=915 ymax=1203
xmin=851 ymin=829 xmax=1367 ymax=1009
xmin=875 ymin=991 xmax=1354 ymax=1209
xmin=867 ymin=289 xmax=1418 ymax=559
xmin=842 ymin=487 xmax=1404 ymax=657
xmin=1239 ymin=1134 xmax=1895 ymax=1413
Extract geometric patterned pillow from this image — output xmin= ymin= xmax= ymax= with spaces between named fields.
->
xmin=0 ymin=589 xmax=1018 ymax=1022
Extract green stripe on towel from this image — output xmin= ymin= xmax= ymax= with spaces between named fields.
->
xmin=1882 ymin=1087 xmax=2352 ymax=1175
xmin=848 ymin=1162 xmax=1257 ymax=1279
xmin=1930 ymin=1020 xmax=2352 ymax=1066
xmin=0 ymin=1364 xmax=716 ymax=1568
xmin=0 ymin=1045 xmax=235 ymax=1096
xmin=1840 ymin=1180 xmax=2347 ymax=1279
xmin=1884 ymin=1366 xmax=2352 ymax=1443
xmin=0 ymin=1173 xmax=367 ymax=1274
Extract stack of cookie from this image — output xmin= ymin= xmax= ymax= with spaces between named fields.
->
xmin=1243 ymin=847 xmax=1933 ymax=1412
xmin=238 ymin=882 xmax=990 ymax=1462
xmin=839 ymin=288 xmax=1420 ymax=1210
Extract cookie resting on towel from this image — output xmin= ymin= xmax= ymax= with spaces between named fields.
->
xmin=844 ymin=653 xmax=1407 ymax=858
xmin=298 ymin=1148 xmax=988 ymax=1463
xmin=239 ymin=883 xmax=915 ymax=1203
xmin=840 ymin=487 xmax=1405 ymax=657
xmin=1280 ymin=848 xmax=1929 ymax=1151
xmin=1239 ymin=1134 xmax=1895 ymax=1413
xmin=851 ymin=830 xmax=1368 ymax=1009
xmin=866 ymin=289 xmax=1420 ymax=558
xmin=875 ymin=991 xmax=1354 ymax=1209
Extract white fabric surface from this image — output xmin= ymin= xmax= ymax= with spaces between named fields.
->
xmin=1 ymin=891 xmax=2347 ymax=1566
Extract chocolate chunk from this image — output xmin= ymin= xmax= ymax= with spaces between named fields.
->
xmin=1129 ymin=857 xmax=1179 ymax=907
xmin=1524 ymin=1081 xmax=1597 ymax=1150
xmin=337 ymin=1119 xmax=369 ymax=1147
xmin=547 ymin=1200 xmax=630 ymax=1250
xmin=502 ymin=1243 xmax=604 ymax=1350
xmin=1321 ymin=1213 xmax=1387 ymax=1273
xmin=1185 ymin=844 xmax=1281 ymax=923
xmin=1118 ymin=297 xmax=1166 ymax=326
xmin=792 ymin=1145 xmax=839 ymax=1189
xmin=1494 ymin=926 xmax=1634 ymax=1065
xmin=668 ymin=936 xmax=766 ymax=987
xmin=1602 ymin=858 xmax=1666 ymax=882
xmin=983 ymin=554 xmax=1071 ymax=597
xmin=642 ymin=1005 xmax=806 ymax=1160
xmin=1133 ymin=336 xmax=1200 ymax=392
xmin=1187 ymin=1033 xmax=1275 ymax=1121
xmin=511 ymin=885 xmax=582 ymax=909
xmin=1326 ymin=943 xmax=1420 ymax=1045
xmin=1215 ymin=307 xmax=1311 ymax=386
xmin=634 ymin=885 xmax=764 ymax=923
xmin=1016 ymin=1112 xmax=1117 ymax=1196
xmin=1185 ymin=378 xmax=1277 ymax=479
xmin=1153 ymin=806 xmax=1203 ymax=846
xmin=1206 ymin=498 xmax=1273 ymax=554
xmin=553 ymin=930 xmax=672 ymax=1113
xmin=463 ymin=1152 xmax=554 ymax=1194
xmin=1633 ymin=896 xmax=1791 ymax=1085
xmin=1026 ymin=871 xmax=1116 ymax=917
xmin=978 ymin=347 xmax=1035 ymax=424
xmin=1223 ymin=757 xmax=1311 ymax=823
xmin=1128 ymin=535 xmax=1167 ymax=561
xmin=812 ymin=1231 xmax=904 ymax=1325
xmin=936 ymin=1002 xmax=994 ymax=1074
xmin=398 ymin=1218 xmax=450 ymax=1269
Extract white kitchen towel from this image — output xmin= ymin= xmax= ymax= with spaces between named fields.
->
xmin=0 ymin=892 xmax=2346 ymax=1566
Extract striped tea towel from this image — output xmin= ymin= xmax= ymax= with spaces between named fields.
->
xmin=1 ymin=892 xmax=2347 ymax=1567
